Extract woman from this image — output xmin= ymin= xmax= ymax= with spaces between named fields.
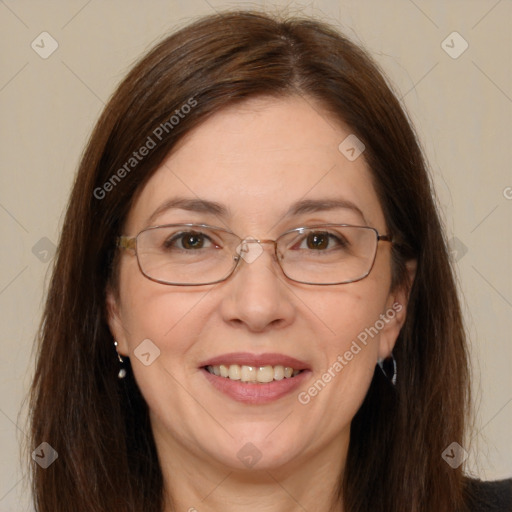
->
xmin=29 ymin=10 xmax=511 ymax=512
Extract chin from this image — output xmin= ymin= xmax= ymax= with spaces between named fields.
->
xmin=207 ymin=428 xmax=305 ymax=471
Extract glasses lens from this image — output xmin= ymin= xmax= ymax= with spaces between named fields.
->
xmin=136 ymin=225 xmax=237 ymax=285
xmin=278 ymin=225 xmax=378 ymax=284
xmin=134 ymin=224 xmax=379 ymax=285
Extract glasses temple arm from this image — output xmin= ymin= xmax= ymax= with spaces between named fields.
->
xmin=117 ymin=236 xmax=136 ymax=250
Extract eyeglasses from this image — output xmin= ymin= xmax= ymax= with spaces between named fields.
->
xmin=117 ymin=223 xmax=392 ymax=286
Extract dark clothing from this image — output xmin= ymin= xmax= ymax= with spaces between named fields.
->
xmin=464 ymin=477 xmax=512 ymax=511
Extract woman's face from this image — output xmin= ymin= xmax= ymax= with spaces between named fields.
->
xmin=108 ymin=95 xmax=410 ymax=474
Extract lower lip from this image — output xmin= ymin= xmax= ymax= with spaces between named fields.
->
xmin=201 ymin=368 xmax=311 ymax=404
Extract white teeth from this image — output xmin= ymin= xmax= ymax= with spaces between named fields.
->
xmin=228 ymin=364 xmax=241 ymax=380
xmin=206 ymin=364 xmax=302 ymax=383
xmin=257 ymin=365 xmax=274 ymax=383
xmin=274 ymin=365 xmax=284 ymax=380
xmin=240 ymin=365 xmax=257 ymax=381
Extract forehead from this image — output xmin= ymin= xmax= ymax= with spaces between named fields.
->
xmin=125 ymin=95 xmax=385 ymax=234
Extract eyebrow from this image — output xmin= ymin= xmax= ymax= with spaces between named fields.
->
xmin=287 ymin=198 xmax=367 ymax=224
xmin=146 ymin=196 xmax=367 ymax=226
xmin=147 ymin=197 xmax=228 ymax=226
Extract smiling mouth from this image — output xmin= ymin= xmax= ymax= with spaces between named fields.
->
xmin=205 ymin=364 xmax=304 ymax=384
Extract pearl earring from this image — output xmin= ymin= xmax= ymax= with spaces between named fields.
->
xmin=114 ymin=341 xmax=127 ymax=379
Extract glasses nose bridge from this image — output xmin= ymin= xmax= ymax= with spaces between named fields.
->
xmin=245 ymin=237 xmax=277 ymax=246
xmin=239 ymin=237 xmax=280 ymax=254
xmin=233 ymin=237 xmax=283 ymax=272
xmin=237 ymin=237 xmax=279 ymax=255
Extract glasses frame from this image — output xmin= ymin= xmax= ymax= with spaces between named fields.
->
xmin=117 ymin=222 xmax=393 ymax=286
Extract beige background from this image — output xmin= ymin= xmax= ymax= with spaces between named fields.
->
xmin=0 ymin=0 xmax=511 ymax=509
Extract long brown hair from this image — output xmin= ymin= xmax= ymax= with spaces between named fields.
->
xmin=29 ymin=10 xmax=472 ymax=511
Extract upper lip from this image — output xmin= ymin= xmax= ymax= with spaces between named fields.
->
xmin=199 ymin=352 xmax=311 ymax=370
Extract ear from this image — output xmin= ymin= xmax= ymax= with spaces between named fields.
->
xmin=377 ymin=258 xmax=417 ymax=360
xmin=106 ymin=285 xmax=129 ymax=356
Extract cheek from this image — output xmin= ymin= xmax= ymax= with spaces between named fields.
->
xmin=323 ymin=291 xmax=385 ymax=381
xmin=312 ymin=273 xmax=391 ymax=349
xmin=118 ymin=259 xmax=208 ymax=363
xmin=117 ymin=273 xmax=212 ymax=429
xmin=302 ymin=264 xmax=392 ymax=400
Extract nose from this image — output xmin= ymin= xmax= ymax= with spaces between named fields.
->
xmin=218 ymin=239 xmax=296 ymax=332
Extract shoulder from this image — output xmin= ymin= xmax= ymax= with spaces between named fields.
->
xmin=462 ymin=476 xmax=512 ymax=512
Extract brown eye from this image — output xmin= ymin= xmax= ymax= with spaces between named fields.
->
xmin=306 ymin=232 xmax=329 ymax=250
xmin=296 ymin=231 xmax=348 ymax=251
xmin=164 ymin=231 xmax=212 ymax=250
xmin=181 ymin=232 xmax=205 ymax=250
